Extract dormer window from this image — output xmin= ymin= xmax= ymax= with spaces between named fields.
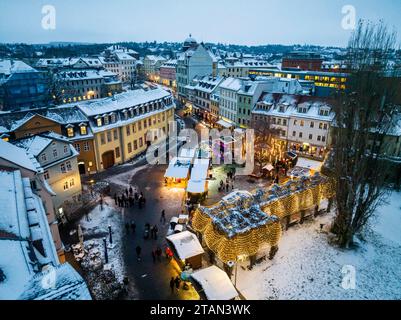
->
xmin=279 ymin=106 xmax=285 ymax=113
xmin=104 ymin=116 xmax=109 ymax=125
xmin=110 ymin=113 xmax=116 ymax=123
xmin=96 ymin=117 xmax=102 ymax=127
xmin=80 ymin=125 xmax=87 ymax=135
xmin=66 ymin=126 xmax=75 ymax=138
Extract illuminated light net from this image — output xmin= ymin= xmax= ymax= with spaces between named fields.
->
xmin=192 ymin=173 xmax=335 ymax=263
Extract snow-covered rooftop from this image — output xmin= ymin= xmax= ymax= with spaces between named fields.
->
xmin=0 ymin=139 xmax=43 ymax=173
xmin=166 ymin=231 xmax=204 ymax=260
xmin=191 ymin=266 xmax=238 ymax=300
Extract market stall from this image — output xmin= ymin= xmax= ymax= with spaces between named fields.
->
xmin=164 ymin=157 xmax=192 ymax=187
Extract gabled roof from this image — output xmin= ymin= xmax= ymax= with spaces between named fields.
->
xmin=0 ymin=139 xmax=43 ymax=173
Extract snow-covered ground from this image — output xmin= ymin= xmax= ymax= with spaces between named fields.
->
xmin=79 ymin=198 xmax=126 ymax=283
xmin=104 ymin=163 xmax=148 ymax=190
xmin=236 ymin=192 xmax=401 ymax=300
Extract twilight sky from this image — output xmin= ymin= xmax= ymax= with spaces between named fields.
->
xmin=0 ymin=0 xmax=400 ymax=46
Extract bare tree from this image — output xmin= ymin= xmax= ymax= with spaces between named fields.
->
xmin=331 ymin=20 xmax=401 ymax=247
xmin=252 ymin=117 xmax=282 ymax=171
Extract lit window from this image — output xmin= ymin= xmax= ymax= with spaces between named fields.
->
xmin=97 ymin=118 xmax=102 ymax=127
xmin=80 ymin=126 xmax=87 ymax=135
xmin=67 ymin=127 xmax=74 ymax=137
xmin=63 ymin=181 xmax=69 ymax=190
xmin=69 ymin=178 xmax=75 ymax=187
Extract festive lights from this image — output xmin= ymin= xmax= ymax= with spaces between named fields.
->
xmin=192 ymin=173 xmax=335 ymax=263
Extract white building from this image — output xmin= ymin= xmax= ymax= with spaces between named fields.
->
xmin=0 ymin=170 xmax=91 ymax=300
xmin=143 ymin=55 xmax=167 ymax=81
xmin=218 ymin=77 xmax=242 ymax=124
xmin=13 ymin=132 xmax=82 ymax=216
xmin=100 ymin=47 xmax=138 ymax=83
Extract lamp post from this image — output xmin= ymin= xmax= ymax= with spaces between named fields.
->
xmin=103 ymin=238 xmax=108 ymax=264
xmin=108 ymin=225 xmax=112 ymax=244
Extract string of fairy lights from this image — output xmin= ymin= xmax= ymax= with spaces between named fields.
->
xmin=192 ymin=174 xmax=335 ymax=263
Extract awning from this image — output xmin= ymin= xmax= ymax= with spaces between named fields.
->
xmin=187 ymin=179 xmax=207 ymax=194
xmin=191 ymin=266 xmax=238 ymax=300
xmin=216 ymin=119 xmax=235 ymax=129
xmin=164 ymin=157 xmax=191 ymax=179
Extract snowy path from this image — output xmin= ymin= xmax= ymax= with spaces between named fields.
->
xmin=236 ymin=192 xmax=401 ymax=300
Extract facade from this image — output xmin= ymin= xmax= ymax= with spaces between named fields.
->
xmin=57 ymin=69 xmax=122 ymax=104
xmin=13 ymin=132 xmax=82 ymax=219
xmin=282 ymin=52 xmax=323 ymax=71
xmin=249 ymin=68 xmax=348 ymax=97
xmin=219 ymin=58 xmax=272 ymax=78
xmin=100 ymin=49 xmax=138 ymax=83
xmin=143 ymin=55 xmax=167 ymax=82
xmin=159 ymin=59 xmax=177 ymax=89
xmin=176 ymin=36 xmax=215 ymax=103
xmin=193 ymin=75 xmax=224 ymax=124
xmin=0 ymin=59 xmax=50 ymax=111
xmin=0 ymin=107 xmax=97 ymax=175
xmin=0 ymin=170 xmax=91 ymax=300
xmin=252 ymin=93 xmax=335 ymax=159
xmin=75 ymin=87 xmax=175 ymax=171
xmin=36 ymin=57 xmax=104 ymax=71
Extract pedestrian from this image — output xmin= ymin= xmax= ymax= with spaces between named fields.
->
xmin=169 ymin=277 xmax=175 ymax=293
xmin=125 ymin=188 xmax=129 ymax=197
xmin=130 ymin=221 xmax=136 ymax=233
xmin=174 ymin=276 xmax=181 ymax=291
xmin=156 ymin=247 xmax=162 ymax=261
xmin=134 ymin=192 xmax=139 ymax=201
xmin=129 ymin=186 xmax=133 ymax=195
xmin=125 ymin=222 xmax=130 ymax=233
xmin=100 ymin=195 xmax=104 ymax=211
xmin=225 ymin=183 xmax=229 ymax=192
xmin=151 ymin=250 xmax=156 ymax=263
xmin=160 ymin=210 xmax=166 ymax=224
xmin=114 ymin=193 xmax=118 ymax=205
xmin=135 ymin=245 xmax=142 ymax=260
xmin=153 ymin=225 xmax=158 ymax=239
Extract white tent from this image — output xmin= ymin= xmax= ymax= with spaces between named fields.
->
xmin=191 ymin=265 xmax=238 ymax=300
xmin=216 ymin=119 xmax=235 ymax=129
xmin=296 ymin=157 xmax=323 ymax=172
xmin=187 ymin=179 xmax=207 ymax=193
xmin=166 ymin=231 xmax=204 ymax=260
xmin=164 ymin=157 xmax=191 ymax=179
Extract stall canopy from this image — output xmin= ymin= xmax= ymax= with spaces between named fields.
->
xmin=187 ymin=179 xmax=207 ymax=193
xmin=296 ymin=157 xmax=323 ymax=172
xmin=216 ymin=119 xmax=235 ymax=129
xmin=166 ymin=231 xmax=204 ymax=260
xmin=191 ymin=266 xmax=238 ymax=300
xmin=164 ymin=157 xmax=191 ymax=179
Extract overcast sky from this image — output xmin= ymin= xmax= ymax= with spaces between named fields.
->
xmin=0 ymin=0 xmax=400 ymax=46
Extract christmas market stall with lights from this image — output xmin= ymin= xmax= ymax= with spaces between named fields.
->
xmin=191 ymin=173 xmax=335 ymax=268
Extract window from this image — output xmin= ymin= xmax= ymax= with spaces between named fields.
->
xmin=53 ymin=149 xmax=58 ymax=158
xmin=292 ymin=131 xmax=296 ymax=137
xmin=283 ymin=119 xmax=287 ymax=126
xmin=63 ymin=145 xmax=68 ymax=154
xmin=128 ymin=142 xmax=132 ymax=153
xmin=60 ymin=163 xmax=66 ymax=173
xmin=113 ymin=129 xmax=118 ymax=140
xmin=300 ymin=120 xmax=304 ymax=127
xmin=104 ymin=116 xmax=109 ymax=125
xmin=40 ymin=153 xmax=47 ymax=162
xmin=83 ymin=141 xmax=90 ymax=151
xmin=126 ymin=125 xmax=131 ymax=136
xmin=80 ymin=126 xmax=87 ymax=135
xmin=74 ymin=143 xmax=81 ymax=152
xmin=299 ymin=132 xmax=303 ymax=138
xmin=107 ymin=131 xmax=112 ymax=142
xmin=148 ymin=118 xmax=152 ymax=127
xmin=139 ymin=137 xmax=143 ymax=147
xmin=134 ymin=140 xmax=138 ymax=150
xmin=144 ymin=119 xmax=147 ymax=128
xmin=67 ymin=127 xmax=74 ymax=137
xmin=66 ymin=161 xmax=72 ymax=171
xmin=69 ymin=178 xmax=75 ymax=187
xmin=115 ymin=147 xmax=120 ymax=158
xmin=100 ymin=133 xmax=106 ymax=145
xmin=132 ymin=123 xmax=136 ymax=133
xmin=319 ymin=123 xmax=323 ymax=129
xmin=317 ymin=135 xmax=321 ymax=141
xmin=293 ymin=120 xmax=297 ymax=125
xmin=138 ymin=121 xmax=142 ymax=131
xmin=310 ymin=122 xmax=314 ymax=128
xmin=96 ymin=118 xmax=102 ymax=127
xmin=309 ymin=134 xmax=313 ymax=140
xmin=323 ymin=123 xmax=328 ymax=130
xmin=63 ymin=181 xmax=69 ymax=190
xmin=44 ymin=171 xmax=50 ymax=180
xmin=322 ymin=136 xmax=326 ymax=142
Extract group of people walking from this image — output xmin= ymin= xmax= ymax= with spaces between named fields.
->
xmin=114 ymin=186 xmax=146 ymax=209
xmin=218 ymin=170 xmax=236 ymax=193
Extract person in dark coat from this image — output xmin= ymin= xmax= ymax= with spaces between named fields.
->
xmin=156 ymin=247 xmax=162 ymax=261
xmin=125 ymin=222 xmax=130 ymax=233
xmin=129 ymin=186 xmax=133 ymax=195
xmin=134 ymin=192 xmax=139 ymax=201
xmin=153 ymin=225 xmax=158 ymax=239
xmin=174 ymin=276 xmax=181 ymax=291
xmin=114 ymin=193 xmax=118 ymax=205
xmin=169 ymin=277 xmax=175 ymax=293
xmin=135 ymin=246 xmax=142 ymax=260
xmin=130 ymin=221 xmax=136 ymax=233
xmin=160 ymin=210 xmax=166 ymax=224
xmin=151 ymin=250 xmax=156 ymax=263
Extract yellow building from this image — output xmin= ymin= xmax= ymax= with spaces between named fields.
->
xmin=76 ymin=87 xmax=175 ymax=171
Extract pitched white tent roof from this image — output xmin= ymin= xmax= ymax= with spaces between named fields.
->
xmin=296 ymin=157 xmax=323 ymax=171
xmin=166 ymin=231 xmax=204 ymax=260
xmin=191 ymin=265 xmax=238 ymax=300
xmin=164 ymin=157 xmax=191 ymax=179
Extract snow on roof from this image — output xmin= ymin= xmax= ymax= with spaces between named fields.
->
xmin=0 ymin=139 xmax=43 ymax=173
xmin=219 ymin=77 xmax=242 ymax=91
xmin=216 ymin=118 xmax=235 ymax=128
xmin=191 ymin=265 xmax=238 ymax=300
xmin=166 ymin=231 xmax=204 ymax=260
xmin=0 ymin=59 xmax=37 ymax=75
xmin=19 ymin=263 xmax=92 ymax=300
xmin=73 ymin=87 xmax=171 ymax=117
xmin=190 ymin=161 xmax=209 ymax=181
xmin=164 ymin=157 xmax=191 ymax=179
xmin=187 ymin=179 xmax=207 ymax=194
xmin=295 ymin=157 xmax=323 ymax=172
xmin=14 ymin=135 xmax=52 ymax=157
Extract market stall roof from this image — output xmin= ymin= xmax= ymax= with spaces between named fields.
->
xmin=216 ymin=119 xmax=235 ymax=129
xmin=187 ymin=179 xmax=207 ymax=194
xmin=164 ymin=157 xmax=191 ymax=179
xmin=191 ymin=266 xmax=238 ymax=300
xmin=296 ymin=157 xmax=323 ymax=172
xmin=191 ymin=160 xmax=209 ymax=180
xmin=166 ymin=231 xmax=204 ymax=260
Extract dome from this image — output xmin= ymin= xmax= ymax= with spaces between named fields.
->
xmin=184 ymin=34 xmax=197 ymax=45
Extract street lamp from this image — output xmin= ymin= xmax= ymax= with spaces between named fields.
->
xmin=108 ymin=225 xmax=112 ymax=244
xmin=103 ymin=238 xmax=108 ymax=264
